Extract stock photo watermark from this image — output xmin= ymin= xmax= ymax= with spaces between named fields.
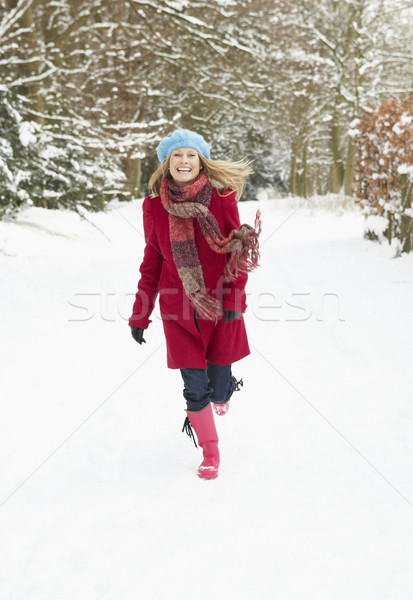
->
xmin=67 ymin=289 xmax=345 ymax=323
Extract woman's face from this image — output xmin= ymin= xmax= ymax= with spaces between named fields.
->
xmin=169 ymin=147 xmax=201 ymax=187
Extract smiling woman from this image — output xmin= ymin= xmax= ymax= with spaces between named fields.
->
xmin=129 ymin=129 xmax=261 ymax=480
xmin=169 ymin=148 xmax=201 ymax=187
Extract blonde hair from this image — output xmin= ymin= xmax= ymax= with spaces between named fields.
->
xmin=149 ymin=154 xmax=253 ymax=201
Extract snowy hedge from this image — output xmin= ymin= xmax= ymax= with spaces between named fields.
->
xmin=352 ymin=97 xmax=413 ymax=254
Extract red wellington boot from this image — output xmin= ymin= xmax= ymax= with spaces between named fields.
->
xmin=186 ymin=404 xmax=220 ymax=480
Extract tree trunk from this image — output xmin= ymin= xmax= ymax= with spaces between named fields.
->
xmin=122 ymin=156 xmax=142 ymax=200
xmin=329 ymin=116 xmax=344 ymax=193
xmin=297 ymin=144 xmax=308 ymax=198
xmin=400 ymin=174 xmax=412 ymax=253
xmin=343 ymin=135 xmax=355 ymax=196
xmin=289 ymin=140 xmax=300 ymax=195
xmin=387 ymin=213 xmax=393 ymax=245
xmin=7 ymin=0 xmax=45 ymax=122
xmin=401 ymin=214 xmax=412 ymax=253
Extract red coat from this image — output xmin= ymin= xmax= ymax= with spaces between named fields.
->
xmin=129 ymin=188 xmax=251 ymax=369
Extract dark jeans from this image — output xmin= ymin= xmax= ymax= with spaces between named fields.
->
xmin=180 ymin=362 xmax=236 ymax=412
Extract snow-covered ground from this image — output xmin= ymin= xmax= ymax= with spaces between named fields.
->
xmin=1 ymin=194 xmax=413 ymax=599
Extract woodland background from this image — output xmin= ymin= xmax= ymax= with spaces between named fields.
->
xmin=0 ymin=0 xmax=412 ymax=238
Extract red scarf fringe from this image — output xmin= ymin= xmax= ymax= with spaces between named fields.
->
xmin=225 ymin=209 xmax=262 ymax=282
xmin=189 ymin=289 xmax=223 ymax=323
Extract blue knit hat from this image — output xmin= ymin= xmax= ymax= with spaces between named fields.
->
xmin=157 ymin=129 xmax=210 ymax=163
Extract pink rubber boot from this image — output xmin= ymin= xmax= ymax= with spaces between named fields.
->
xmin=186 ymin=404 xmax=220 ymax=480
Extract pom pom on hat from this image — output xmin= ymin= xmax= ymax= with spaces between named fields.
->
xmin=157 ymin=129 xmax=210 ymax=163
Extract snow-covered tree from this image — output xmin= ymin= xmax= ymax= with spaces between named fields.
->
xmin=254 ymin=0 xmax=413 ymax=196
xmin=0 ymin=0 xmax=412 ymax=216
xmin=353 ymin=96 xmax=413 ymax=253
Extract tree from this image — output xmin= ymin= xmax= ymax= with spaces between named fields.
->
xmin=353 ymin=96 xmax=413 ymax=253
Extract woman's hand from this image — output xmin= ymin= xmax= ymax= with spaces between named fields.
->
xmin=130 ymin=326 xmax=147 ymax=344
xmin=224 ymin=310 xmax=242 ymax=322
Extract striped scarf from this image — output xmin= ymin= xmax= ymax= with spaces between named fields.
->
xmin=160 ymin=174 xmax=261 ymax=322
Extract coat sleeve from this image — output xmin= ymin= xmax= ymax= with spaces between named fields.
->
xmin=221 ymin=191 xmax=248 ymax=314
xmin=128 ymin=196 xmax=163 ymax=328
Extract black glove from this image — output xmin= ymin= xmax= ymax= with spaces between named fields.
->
xmin=224 ymin=310 xmax=242 ymax=322
xmin=130 ymin=326 xmax=146 ymax=344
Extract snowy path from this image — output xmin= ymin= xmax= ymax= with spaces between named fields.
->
xmin=1 ymin=197 xmax=413 ymax=599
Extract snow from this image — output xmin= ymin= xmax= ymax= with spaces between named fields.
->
xmin=18 ymin=121 xmax=37 ymax=147
xmin=398 ymin=163 xmax=413 ymax=176
xmin=363 ymin=214 xmax=388 ymax=240
xmin=1 ymin=195 xmax=413 ymax=599
xmin=400 ymin=113 xmax=413 ymax=127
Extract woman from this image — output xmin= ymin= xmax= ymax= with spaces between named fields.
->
xmin=129 ymin=129 xmax=261 ymax=480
